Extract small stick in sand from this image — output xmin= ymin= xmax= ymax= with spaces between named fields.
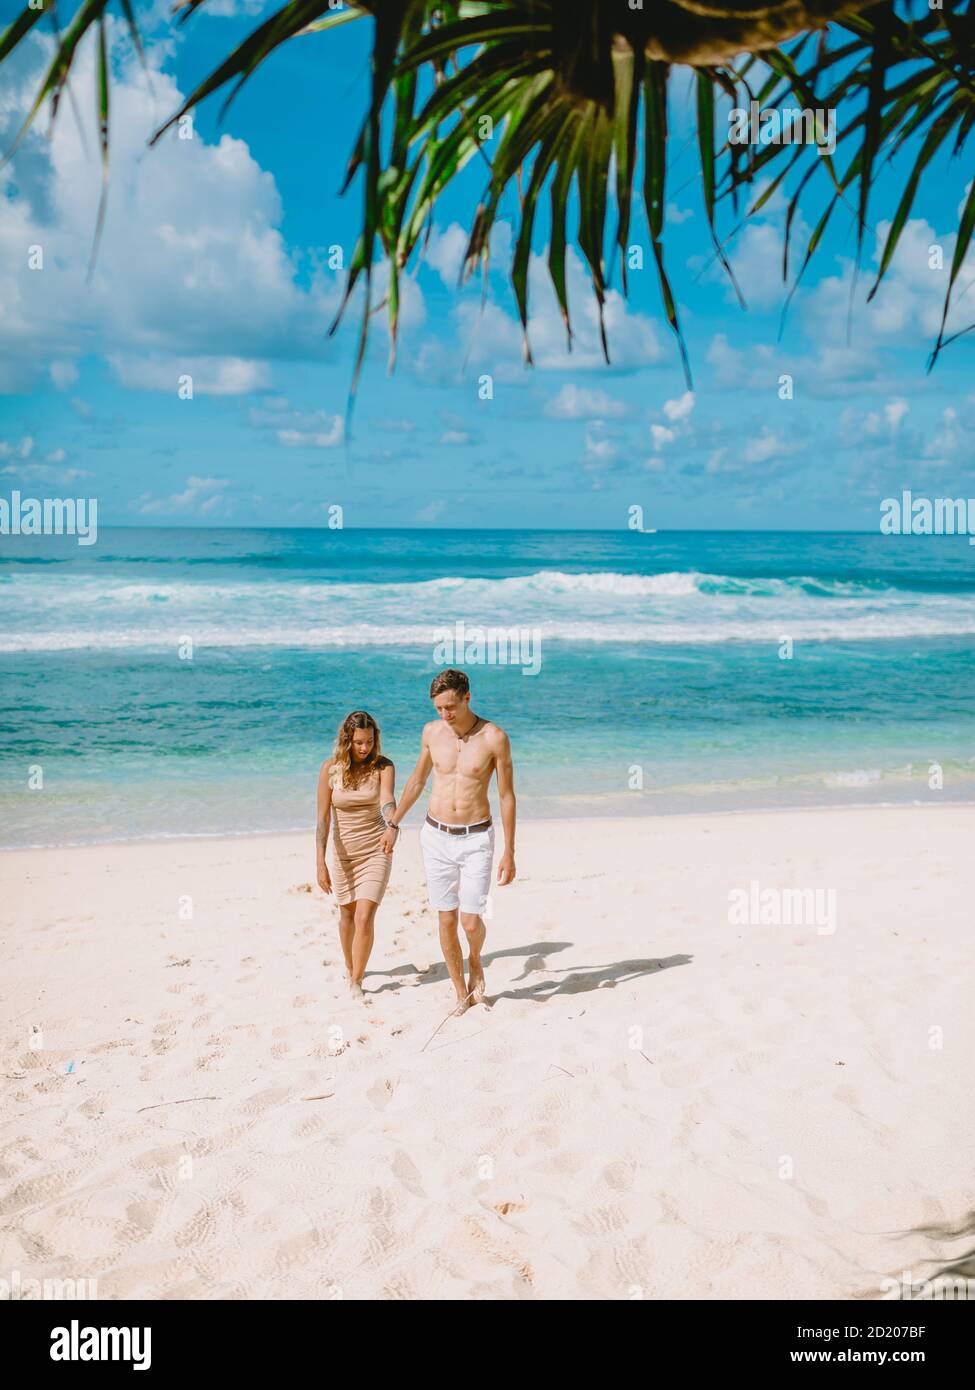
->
xmin=137 ymin=1096 xmax=218 ymax=1112
xmin=420 ymin=989 xmax=475 ymax=1052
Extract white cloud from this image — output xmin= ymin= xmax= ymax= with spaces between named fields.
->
xmin=583 ymin=421 xmax=620 ymax=470
xmin=443 ymin=247 xmax=664 ymax=377
xmin=663 ymin=390 xmax=695 ymax=422
xmin=695 ymin=179 xmax=809 ymax=312
xmin=374 ymin=418 xmax=417 ymax=432
xmin=742 ymin=426 xmax=796 ymax=465
xmin=706 ymin=332 xmax=883 ymax=398
xmin=424 ymin=223 xmax=469 ymax=287
xmin=110 ymin=354 xmax=271 ymax=395
xmin=196 ymin=0 xmax=269 ymax=15
xmin=439 ymin=430 xmax=471 ymax=445
xmin=136 ymin=475 xmax=229 ymax=515
xmin=921 ymin=405 xmax=964 ymax=465
xmin=0 ymin=435 xmax=34 ymax=459
xmin=802 ymin=216 xmax=975 ymax=350
xmin=650 ymin=423 xmax=676 ymax=450
xmin=835 ymin=397 xmax=925 ymax=457
xmin=720 ymin=217 xmax=799 ymax=310
xmin=1 ymin=461 xmax=89 ymax=485
xmin=885 ymin=398 xmax=909 ymax=429
xmin=278 ymin=414 xmax=344 ymax=448
xmin=706 ymin=447 xmax=728 ymax=474
xmin=50 ymin=361 xmax=79 ymax=389
xmin=545 ymin=384 xmax=626 ymax=419
xmin=45 ymin=447 xmax=66 ymax=463
xmin=0 ymin=32 xmax=365 ymax=394
xmin=416 ymin=499 xmax=447 ymax=524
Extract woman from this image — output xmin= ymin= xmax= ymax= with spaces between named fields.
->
xmin=316 ymin=711 xmax=397 ymax=1000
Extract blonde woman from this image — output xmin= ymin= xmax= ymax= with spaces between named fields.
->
xmin=316 ymin=711 xmax=397 ymax=1000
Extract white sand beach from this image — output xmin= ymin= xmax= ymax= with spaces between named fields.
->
xmin=2 ymin=807 xmax=973 ymax=1300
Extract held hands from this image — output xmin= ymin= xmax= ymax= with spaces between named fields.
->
xmin=497 ymin=851 xmax=516 ymax=887
xmin=317 ymin=861 xmax=332 ymax=894
xmin=380 ymin=824 xmax=400 ymax=855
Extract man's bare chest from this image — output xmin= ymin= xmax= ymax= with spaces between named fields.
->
xmin=431 ymin=737 xmax=492 ymax=780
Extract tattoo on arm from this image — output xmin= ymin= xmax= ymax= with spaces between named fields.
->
xmin=316 ymin=817 xmax=327 ymax=855
xmin=380 ymin=800 xmax=396 ymax=827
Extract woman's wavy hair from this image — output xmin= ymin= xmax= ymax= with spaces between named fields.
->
xmin=331 ymin=710 xmax=382 ymax=790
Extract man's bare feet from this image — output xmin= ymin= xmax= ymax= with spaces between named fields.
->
xmin=467 ymin=964 xmax=486 ymax=1003
xmin=453 ymin=989 xmax=473 ymax=1015
xmin=350 ymin=980 xmax=366 ymax=1002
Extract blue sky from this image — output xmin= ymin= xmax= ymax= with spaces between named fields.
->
xmin=1 ymin=0 xmax=974 ymax=529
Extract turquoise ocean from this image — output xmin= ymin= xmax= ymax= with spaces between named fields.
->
xmin=2 ymin=527 xmax=974 ymax=848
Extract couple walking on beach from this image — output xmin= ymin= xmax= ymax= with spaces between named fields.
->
xmin=315 ymin=668 xmax=516 ymax=1013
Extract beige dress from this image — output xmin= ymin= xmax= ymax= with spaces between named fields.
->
xmin=328 ymin=767 xmax=392 ymax=906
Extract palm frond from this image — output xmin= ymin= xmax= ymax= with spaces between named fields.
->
xmin=3 ymin=0 xmax=975 ymax=402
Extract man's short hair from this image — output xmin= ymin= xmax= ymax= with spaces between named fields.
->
xmin=430 ymin=668 xmax=470 ymax=699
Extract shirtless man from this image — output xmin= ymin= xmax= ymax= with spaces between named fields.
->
xmin=379 ymin=668 xmax=515 ymax=1012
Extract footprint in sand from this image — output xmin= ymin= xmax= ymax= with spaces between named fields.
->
xmin=367 ymin=1077 xmax=396 ymax=1109
xmin=0 ymin=1169 xmax=79 ymax=1218
xmin=239 ymin=1085 xmax=291 ymax=1117
xmin=195 ymin=1050 xmax=224 ymax=1070
xmin=577 ymin=1203 xmax=628 ymax=1236
xmin=391 ymin=1150 xmax=426 ymax=1197
xmin=173 ymin=1200 xmax=219 ymax=1249
xmin=603 ymin=1159 xmax=635 ymax=1192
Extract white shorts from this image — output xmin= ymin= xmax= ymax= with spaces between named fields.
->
xmin=420 ymin=820 xmax=495 ymax=914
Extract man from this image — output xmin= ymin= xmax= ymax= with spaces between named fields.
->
xmin=380 ymin=668 xmax=516 ymax=1013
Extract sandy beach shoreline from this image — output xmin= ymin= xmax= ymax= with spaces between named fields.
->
xmin=2 ymin=807 xmax=973 ymax=1300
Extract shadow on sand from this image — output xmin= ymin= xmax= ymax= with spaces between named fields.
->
xmin=366 ymin=940 xmax=691 ymax=1001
